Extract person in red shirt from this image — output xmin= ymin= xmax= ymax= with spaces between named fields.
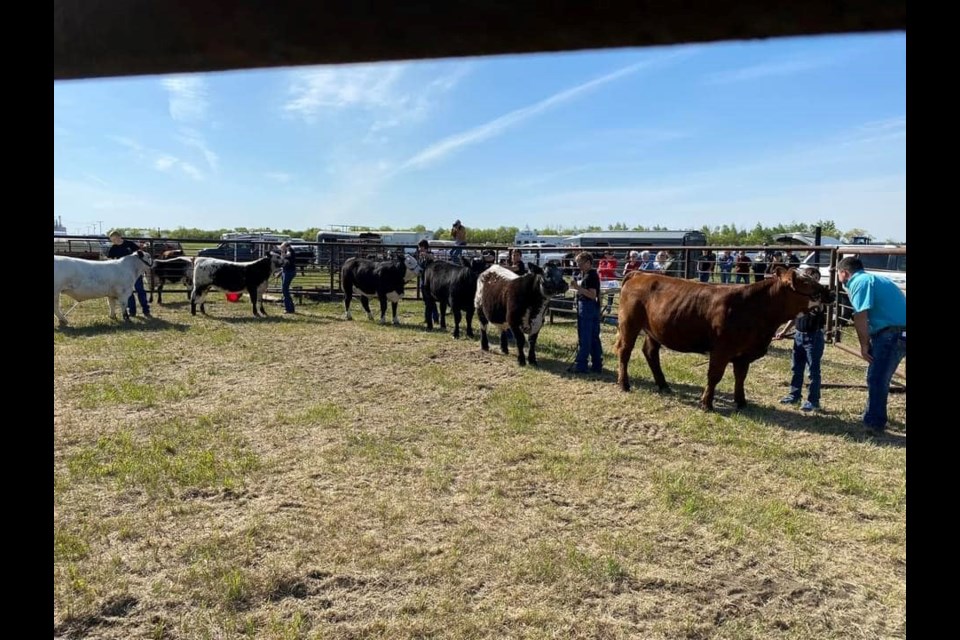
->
xmin=597 ymin=250 xmax=618 ymax=280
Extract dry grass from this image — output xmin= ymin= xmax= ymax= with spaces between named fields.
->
xmin=54 ymin=295 xmax=906 ymax=639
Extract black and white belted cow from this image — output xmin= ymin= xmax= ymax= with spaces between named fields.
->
xmin=54 ymin=251 xmax=155 ymax=326
xmin=190 ymin=253 xmax=283 ymax=317
xmin=149 ymin=255 xmax=194 ymax=304
xmin=474 ymin=261 xmax=570 ymax=366
xmin=341 ymin=253 xmax=422 ymax=325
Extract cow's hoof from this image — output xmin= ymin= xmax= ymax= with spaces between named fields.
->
xmin=343 ymin=314 xmax=352 ymax=321
xmin=452 ymin=332 xmax=460 ymax=339
xmin=517 ymin=359 xmax=527 ymax=367
xmin=392 ymin=319 xmax=400 ymax=326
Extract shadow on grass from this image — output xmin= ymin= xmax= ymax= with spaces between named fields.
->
xmin=56 ymin=316 xmax=191 ymax=336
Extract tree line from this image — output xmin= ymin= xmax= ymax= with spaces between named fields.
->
xmin=106 ymin=220 xmax=892 ymax=245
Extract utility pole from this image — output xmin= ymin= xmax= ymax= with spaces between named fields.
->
xmin=96 ymin=220 xmax=103 ymax=235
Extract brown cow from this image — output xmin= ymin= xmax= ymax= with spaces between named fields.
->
xmin=615 ymin=267 xmax=833 ymax=411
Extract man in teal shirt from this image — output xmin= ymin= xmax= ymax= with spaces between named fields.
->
xmin=837 ymin=256 xmax=906 ymax=433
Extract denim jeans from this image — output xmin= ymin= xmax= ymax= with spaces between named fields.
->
xmin=719 ymin=270 xmax=732 ymax=284
xmin=450 ymin=242 xmax=466 ymax=261
xmin=698 ymin=272 xmax=710 ymax=283
xmin=787 ymin=330 xmax=824 ymax=405
xmin=281 ymin=270 xmax=296 ymax=312
xmin=575 ymin=303 xmax=602 ymax=372
xmin=126 ymin=276 xmax=150 ymax=315
xmin=735 ymin=273 xmax=749 ymax=284
xmin=864 ymin=330 xmax=906 ymax=429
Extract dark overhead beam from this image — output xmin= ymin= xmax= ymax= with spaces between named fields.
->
xmin=54 ymin=0 xmax=906 ymax=81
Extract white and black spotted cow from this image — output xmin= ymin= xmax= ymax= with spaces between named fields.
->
xmin=190 ymin=253 xmax=282 ymax=317
xmin=422 ymin=256 xmax=491 ymax=338
xmin=341 ymin=253 xmax=422 ymax=325
xmin=474 ymin=262 xmax=570 ymax=366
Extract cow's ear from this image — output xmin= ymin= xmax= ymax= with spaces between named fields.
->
xmin=776 ymin=265 xmax=791 ymax=283
xmin=527 ymin=262 xmax=543 ymax=274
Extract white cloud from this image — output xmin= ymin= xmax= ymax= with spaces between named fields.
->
xmin=162 ymin=76 xmax=209 ymax=122
xmin=180 ymin=163 xmax=204 ymax=181
xmin=154 ymin=155 xmax=178 ymax=171
xmin=706 ymin=55 xmax=836 ymax=84
xmin=399 ymin=52 xmax=695 ymax=173
xmin=177 ymin=128 xmax=220 ymax=171
xmin=265 ymin=172 xmax=293 ymax=183
xmin=283 ymin=60 xmax=471 ymax=132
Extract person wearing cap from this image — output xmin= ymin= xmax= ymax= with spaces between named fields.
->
xmin=775 ymin=266 xmax=828 ymax=412
xmin=450 ymin=219 xmax=467 ymax=261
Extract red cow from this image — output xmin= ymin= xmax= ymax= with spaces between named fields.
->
xmin=615 ymin=267 xmax=833 ymax=411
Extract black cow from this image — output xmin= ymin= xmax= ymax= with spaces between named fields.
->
xmin=422 ymin=256 xmax=491 ymax=338
xmin=341 ymin=253 xmax=422 ymax=325
xmin=190 ymin=253 xmax=283 ymax=317
xmin=474 ymin=262 xmax=570 ymax=366
xmin=149 ymin=255 xmax=194 ymax=303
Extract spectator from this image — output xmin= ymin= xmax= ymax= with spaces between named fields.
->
xmin=785 ymin=250 xmax=801 ymax=269
xmin=775 ymin=267 xmax=827 ymax=411
xmin=735 ymin=250 xmax=752 ymax=284
xmin=717 ymin=250 xmax=734 ymax=283
xmin=640 ymin=250 xmax=657 ymax=271
xmin=837 ymin=256 xmax=907 ymax=434
xmin=622 ymin=250 xmax=643 ymax=276
xmin=697 ymin=249 xmax=717 ymax=283
xmin=752 ymin=250 xmax=768 ymax=283
xmin=655 ymin=250 xmax=672 ymax=273
xmin=107 ymin=230 xmax=152 ymax=318
xmin=450 ymin=219 xmax=467 ymax=261
xmin=506 ymin=248 xmax=527 ymax=275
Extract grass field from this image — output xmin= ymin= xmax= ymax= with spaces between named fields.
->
xmin=53 ymin=295 xmax=906 ymax=639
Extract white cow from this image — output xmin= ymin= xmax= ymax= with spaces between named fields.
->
xmin=54 ymin=252 xmax=155 ymax=326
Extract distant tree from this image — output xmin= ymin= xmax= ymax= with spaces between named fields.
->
xmin=843 ymin=228 xmax=873 ymax=242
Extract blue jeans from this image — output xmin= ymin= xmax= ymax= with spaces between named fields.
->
xmin=864 ymin=330 xmax=906 ymax=429
xmin=126 ymin=276 xmax=150 ymax=315
xmin=787 ymin=330 xmax=824 ymax=405
xmin=735 ymin=273 xmax=749 ymax=284
xmin=575 ymin=303 xmax=602 ymax=372
xmin=699 ymin=272 xmax=710 ymax=283
xmin=281 ymin=270 xmax=296 ymax=312
xmin=450 ymin=242 xmax=466 ymax=261
xmin=719 ymin=270 xmax=732 ymax=284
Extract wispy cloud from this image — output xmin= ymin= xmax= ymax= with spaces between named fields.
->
xmin=110 ymin=136 xmax=205 ymax=180
xmin=398 ymin=52 xmax=695 ymax=173
xmin=706 ymin=55 xmax=836 ymax=85
xmin=162 ymin=76 xmax=209 ymax=123
xmin=177 ymin=128 xmax=219 ymax=171
xmin=839 ymin=116 xmax=906 ymax=146
xmin=265 ymin=172 xmax=293 ymax=184
xmin=283 ymin=61 xmax=471 ymax=133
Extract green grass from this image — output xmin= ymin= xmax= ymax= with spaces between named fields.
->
xmin=54 ymin=296 xmax=906 ymax=639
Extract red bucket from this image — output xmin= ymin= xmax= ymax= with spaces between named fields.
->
xmin=225 ymin=291 xmax=243 ymax=303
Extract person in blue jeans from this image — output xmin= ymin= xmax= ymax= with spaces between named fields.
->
xmin=776 ymin=267 xmax=826 ymax=412
xmin=279 ymin=242 xmax=297 ymax=313
xmin=107 ymin=230 xmax=151 ymax=318
xmin=568 ymin=251 xmax=602 ymax=373
xmin=838 ymin=256 xmax=907 ymax=434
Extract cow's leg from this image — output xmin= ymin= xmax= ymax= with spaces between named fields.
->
xmin=527 ymin=331 xmax=540 ymax=367
xmin=700 ymin=355 xmax=729 ymax=412
xmin=500 ymin=329 xmax=510 ymax=355
xmin=249 ymin=287 xmax=260 ymax=317
xmin=423 ymin=293 xmax=435 ymax=330
xmin=54 ymin=291 xmax=68 ymax=327
xmin=190 ymin=285 xmax=210 ymax=316
xmin=343 ymin=287 xmax=353 ymax=320
xmin=511 ymin=323 xmax=526 ymax=366
xmin=375 ymin=295 xmax=387 ymax=324
xmin=117 ymin=288 xmax=133 ymax=322
xmin=391 ymin=300 xmax=400 ymax=326
xmin=255 ymin=283 xmax=268 ymax=316
xmin=478 ymin=308 xmax=490 ymax=351
xmin=642 ymin=336 xmax=670 ymax=392
xmin=155 ymin=282 xmax=163 ymax=305
xmin=465 ymin=308 xmax=475 ymax=339
xmin=360 ymin=296 xmax=374 ymax=321
xmin=451 ymin=306 xmax=462 ymax=339
xmin=439 ymin=302 xmax=448 ymax=331
xmin=732 ymin=359 xmax=750 ymax=410
xmin=615 ymin=323 xmax=641 ymax=392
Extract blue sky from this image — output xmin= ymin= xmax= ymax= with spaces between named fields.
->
xmin=54 ymin=32 xmax=906 ymax=241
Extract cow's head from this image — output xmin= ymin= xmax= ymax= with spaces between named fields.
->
xmin=135 ymin=250 xmax=154 ymax=268
xmin=537 ymin=261 xmax=570 ymax=297
xmin=268 ymin=251 xmax=284 ymax=275
xmin=779 ymin=266 xmax=834 ymax=305
xmin=402 ymin=252 xmax=423 ymax=280
xmin=467 ymin=256 xmax=491 ymax=277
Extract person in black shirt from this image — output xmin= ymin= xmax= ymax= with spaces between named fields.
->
xmin=279 ymin=242 xmax=297 ymax=313
xmin=775 ymin=267 xmax=826 ymax=411
xmin=697 ymin=249 xmax=716 ymax=283
xmin=568 ymin=251 xmax=602 ymax=373
xmin=507 ymin=248 xmax=527 ymax=275
xmin=107 ymin=230 xmax=152 ymax=318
